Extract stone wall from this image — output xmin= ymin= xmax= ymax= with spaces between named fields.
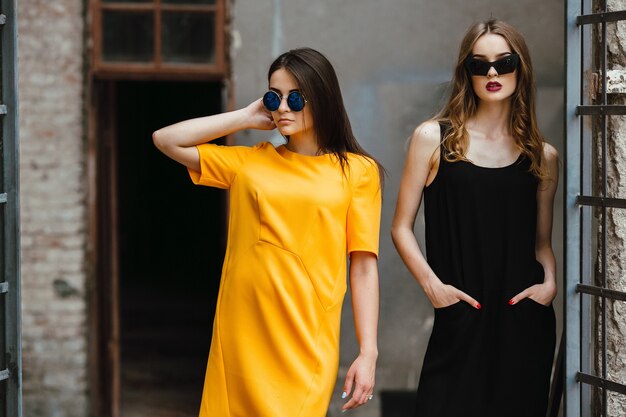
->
xmin=604 ymin=1 xmax=626 ymax=414
xmin=18 ymin=1 xmax=89 ymax=416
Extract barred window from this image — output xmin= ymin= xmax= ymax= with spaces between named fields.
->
xmin=92 ymin=0 xmax=226 ymax=79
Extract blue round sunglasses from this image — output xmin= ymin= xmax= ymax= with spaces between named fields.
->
xmin=262 ymin=90 xmax=307 ymax=112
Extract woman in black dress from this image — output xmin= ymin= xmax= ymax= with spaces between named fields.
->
xmin=391 ymin=19 xmax=558 ymax=417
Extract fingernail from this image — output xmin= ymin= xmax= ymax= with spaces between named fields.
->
xmin=341 ymin=392 xmax=347 ymax=399
xmin=475 ymin=302 xmax=481 ymax=309
xmin=508 ymin=299 xmax=515 ymax=305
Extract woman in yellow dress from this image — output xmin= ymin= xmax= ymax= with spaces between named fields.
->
xmin=153 ymin=47 xmax=382 ymax=417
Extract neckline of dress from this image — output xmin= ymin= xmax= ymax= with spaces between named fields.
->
xmin=461 ymin=152 xmax=524 ymax=170
xmin=276 ymin=144 xmax=332 ymax=160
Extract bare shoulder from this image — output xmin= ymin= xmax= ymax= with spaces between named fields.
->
xmin=410 ymin=119 xmax=441 ymax=154
xmin=542 ymin=142 xmax=559 ymax=163
xmin=540 ymin=142 xmax=559 ymax=188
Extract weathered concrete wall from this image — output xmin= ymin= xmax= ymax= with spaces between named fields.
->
xmin=603 ymin=1 xmax=626 ymax=415
xmin=231 ymin=1 xmax=565 ymax=416
xmin=14 ymin=1 xmax=567 ymax=416
xmin=18 ymin=1 xmax=88 ymax=416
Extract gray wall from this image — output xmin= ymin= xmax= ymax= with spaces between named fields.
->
xmin=231 ymin=2 xmax=564 ymax=416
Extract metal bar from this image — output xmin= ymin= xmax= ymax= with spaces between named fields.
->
xmin=576 ymin=105 xmax=626 ymax=115
xmin=576 ymin=195 xmax=626 ymax=209
xmin=1 ymin=1 xmax=22 ymax=417
xmin=580 ymin=3 xmax=594 ymax=414
xmin=0 ymin=282 xmax=7 ymax=293
xmin=577 ymin=10 xmax=626 ymax=25
xmin=0 ymin=369 xmax=9 ymax=381
xmin=576 ymin=372 xmax=626 ymax=396
xmin=601 ymin=4 xmax=608 ymax=414
xmin=565 ymin=0 xmax=583 ymax=416
xmin=577 ymin=284 xmax=626 ymax=302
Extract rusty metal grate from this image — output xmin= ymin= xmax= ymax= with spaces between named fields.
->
xmin=566 ymin=1 xmax=626 ymax=416
xmin=0 ymin=0 xmax=20 ymax=416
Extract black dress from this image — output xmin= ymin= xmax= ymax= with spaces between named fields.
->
xmin=414 ymin=122 xmax=556 ymax=417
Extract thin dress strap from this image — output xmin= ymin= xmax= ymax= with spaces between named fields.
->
xmin=436 ymin=120 xmax=452 ymax=165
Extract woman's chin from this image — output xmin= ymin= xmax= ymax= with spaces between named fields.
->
xmin=277 ymin=127 xmax=300 ymax=137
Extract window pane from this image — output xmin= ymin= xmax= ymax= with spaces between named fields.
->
xmin=162 ymin=12 xmax=215 ymax=64
xmin=162 ymin=0 xmax=215 ymax=4
xmin=102 ymin=11 xmax=154 ymax=62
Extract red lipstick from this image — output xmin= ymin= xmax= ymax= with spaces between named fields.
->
xmin=486 ymin=82 xmax=502 ymax=92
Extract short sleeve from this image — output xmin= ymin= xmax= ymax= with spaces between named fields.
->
xmin=188 ymin=143 xmax=255 ymax=189
xmin=346 ymin=158 xmax=382 ymax=256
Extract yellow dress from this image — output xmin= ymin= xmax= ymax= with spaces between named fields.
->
xmin=189 ymin=141 xmax=381 ymax=417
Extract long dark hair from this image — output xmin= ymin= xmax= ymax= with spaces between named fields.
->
xmin=268 ymin=47 xmax=384 ymax=186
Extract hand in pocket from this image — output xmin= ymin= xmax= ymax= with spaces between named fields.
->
xmin=426 ymin=280 xmax=481 ymax=309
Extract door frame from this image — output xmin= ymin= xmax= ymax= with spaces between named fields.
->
xmin=87 ymin=80 xmax=121 ymax=417
xmin=86 ymin=76 xmax=234 ymax=417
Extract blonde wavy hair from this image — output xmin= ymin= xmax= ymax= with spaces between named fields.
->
xmin=436 ymin=19 xmax=546 ymax=179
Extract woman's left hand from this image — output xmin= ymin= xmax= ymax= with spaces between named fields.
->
xmin=341 ymin=353 xmax=377 ymax=412
xmin=509 ymin=281 xmax=557 ymax=307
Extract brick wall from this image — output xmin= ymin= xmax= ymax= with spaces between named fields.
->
xmin=18 ymin=1 xmax=89 ymax=416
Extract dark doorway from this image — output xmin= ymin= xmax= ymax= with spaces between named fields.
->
xmin=97 ymin=80 xmax=226 ymax=417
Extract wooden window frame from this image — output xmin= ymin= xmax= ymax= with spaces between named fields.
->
xmin=90 ymin=0 xmax=227 ymax=80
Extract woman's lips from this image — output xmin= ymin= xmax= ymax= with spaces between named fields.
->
xmin=486 ymin=82 xmax=502 ymax=92
xmin=278 ymin=119 xmax=293 ymax=125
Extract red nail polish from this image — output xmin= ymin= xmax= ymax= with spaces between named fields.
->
xmin=476 ymin=303 xmax=481 ymax=309
xmin=508 ymin=299 xmax=515 ymax=305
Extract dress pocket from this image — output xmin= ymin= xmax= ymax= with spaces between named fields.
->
xmin=516 ymin=297 xmax=554 ymax=319
xmin=525 ymin=297 xmax=552 ymax=309
xmin=430 ymin=300 xmax=474 ymax=349
xmin=434 ymin=299 xmax=463 ymax=311
xmin=433 ymin=299 xmax=468 ymax=322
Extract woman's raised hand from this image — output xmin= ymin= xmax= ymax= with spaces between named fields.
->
xmin=244 ymin=98 xmax=276 ymax=131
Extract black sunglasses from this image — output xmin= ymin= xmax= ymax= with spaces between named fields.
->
xmin=262 ymin=90 xmax=307 ymax=112
xmin=464 ymin=53 xmax=520 ymax=76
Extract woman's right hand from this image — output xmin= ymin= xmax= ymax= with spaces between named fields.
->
xmin=243 ymin=99 xmax=276 ymax=131
xmin=424 ymin=279 xmax=481 ymax=309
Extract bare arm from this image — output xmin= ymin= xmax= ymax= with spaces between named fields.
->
xmin=152 ymin=99 xmax=275 ymax=172
xmin=509 ymin=143 xmax=559 ymax=306
xmin=341 ymin=251 xmax=379 ymax=411
xmin=391 ymin=121 xmax=480 ymax=309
